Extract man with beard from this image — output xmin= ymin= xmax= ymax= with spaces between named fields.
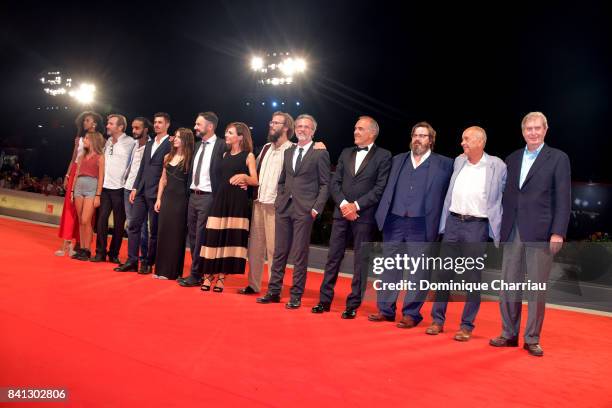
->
xmin=123 ymin=112 xmax=172 ymax=273
xmin=114 ymin=117 xmax=151 ymax=272
xmin=178 ymin=112 xmax=225 ymax=287
xmin=237 ymin=111 xmax=295 ymax=295
xmin=256 ymin=114 xmax=330 ymax=309
xmin=369 ymin=121 xmax=453 ymax=328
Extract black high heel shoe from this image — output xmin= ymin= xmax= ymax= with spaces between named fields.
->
xmin=213 ymin=276 xmax=225 ymax=293
xmin=200 ymin=275 xmax=215 ymax=291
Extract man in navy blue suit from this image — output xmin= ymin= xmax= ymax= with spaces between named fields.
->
xmin=115 ymin=112 xmax=172 ymax=273
xmin=369 ymin=122 xmax=453 ymax=328
xmin=490 ymin=112 xmax=571 ymax=357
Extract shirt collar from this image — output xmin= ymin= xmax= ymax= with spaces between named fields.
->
xmin=155 ymin=134 xmax=169 ymax=144
xmin=357 ymin=142 xmax=375 ymax=151
xmin=524 ymin=143 xmax=544 ymax=157
xmin=411 ymin=149 xmax=431 ymax=163
xmin=203 ymin=134 xmax=217 ymax=145
xmin=296 ymin=140 xmax=313 ymax=152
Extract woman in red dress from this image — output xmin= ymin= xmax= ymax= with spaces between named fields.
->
xmin=55 ymin=111 xmax=103 ymax=256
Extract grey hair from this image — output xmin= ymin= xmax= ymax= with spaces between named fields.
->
xmin=521 ymin=111 xmax=548 ymax=130
xmin=295 ymin=114 xmax=317 ymax=132
xmin=359 ymin=116 xmax=379 ymax=137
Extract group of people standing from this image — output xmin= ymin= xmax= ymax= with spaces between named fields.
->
xmin=55 ymin=109 xmax=570 ymax=357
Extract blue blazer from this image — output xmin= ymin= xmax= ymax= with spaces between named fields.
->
xmin=439 ymin=152 xmax=507 ymax=244
xmin=375 ymin=151 xmax=453 ymax=242
xmin=500 ymin=144 xmax=571 ymax=242
xmin=133 ymin=138 xmax=171 ymax=200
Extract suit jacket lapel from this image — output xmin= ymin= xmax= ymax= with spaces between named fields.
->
xmin=151 ymin=138 xmax=168 ymax=161
xmin=295 ymin=145 xmax=314 ymax=175
xmin=348 ymin=149 xmax=357 ymax=177
xmin=521 ymin=145 xmax=549 ymax=189
xmin=355 ymin=145 xmax=377 ymax=177
xmin=425 ymin=153 xmax=437 ymax=194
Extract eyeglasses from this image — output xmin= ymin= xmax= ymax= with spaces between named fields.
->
xmin=269 ymin=121 xmax=285 ymax=126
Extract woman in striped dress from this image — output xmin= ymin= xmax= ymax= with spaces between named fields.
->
xmin=199 ymin=122 xmax=258 ymax=292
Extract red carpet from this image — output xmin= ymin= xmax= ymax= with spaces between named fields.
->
xmin=1 ymin=216 xmax=611 ymax=407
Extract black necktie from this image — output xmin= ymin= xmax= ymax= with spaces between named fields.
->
xmin=194 ymin=141 xmax=208 ymax=187
xmin=355 ymin=146 xmax=369 ymax=152
xmin=294 ymin=147 xmax=304 ymax=172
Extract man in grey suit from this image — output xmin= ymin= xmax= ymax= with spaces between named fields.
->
xmin=428 ymin=126 xmax=507 ymax=341
xmin=257 ymin=114 xmax=330 ymax=309
xmin=490 ymin=112 xmax=571 ymax=356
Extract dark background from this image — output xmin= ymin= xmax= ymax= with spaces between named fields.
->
xmin=1 ymin=0 xmax=610 ymax=182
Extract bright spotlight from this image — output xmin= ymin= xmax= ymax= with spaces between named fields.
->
xmin=251 ymin=56 xmax=264 ymax=71
xmin=295 ymin=58 xmax=306 ymax=72
xmin=271 ymin=101 xmax=278 ymax=107
xmin=69 ymin=83 xmax=96 ymax=104
xmin=296 ymin=101 xmax=301 ymax=106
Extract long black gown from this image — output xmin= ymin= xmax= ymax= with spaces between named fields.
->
xmin=199 ymin=151 xmax=250 ymax=275
xmin=155 ymin=163 xmax=188 ymax=279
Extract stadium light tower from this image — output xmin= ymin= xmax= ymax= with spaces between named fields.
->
xmin=250 ymin=52 xmax=307 ymax=87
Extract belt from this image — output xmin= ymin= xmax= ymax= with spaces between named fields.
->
xmin=450 ymin=212 xmax=488 ymax=222
xmin=192 ymin=189 xmax=211 ymax=195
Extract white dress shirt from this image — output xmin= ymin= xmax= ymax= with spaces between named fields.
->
xmin=190 ymin=135 xmax=217 ymax=192
xmin=292 ymin=140 xmax=313 ymax=171
xmin=340 ymin=143 xmax=375 ymax=210
xmin=123 ymin=140 xmax=148 ymax=191
xmin=257 ymin=140 xmax=294 ymax=204
xmin=151 ymin=134 xmax=169 ymax=158
xmin=449 ymin=154 xmax=488 ymax=218
xmin=411 ymin=149 xmax=431 ymax=169
xmin=103 ymin=133 xmax=136 ymax=189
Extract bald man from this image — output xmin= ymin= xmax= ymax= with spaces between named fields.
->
xmin=429 ymin=126 xmax=507 ymax=341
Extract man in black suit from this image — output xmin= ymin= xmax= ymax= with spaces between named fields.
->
xmin=257 ymin=114 xmax=330 ymax=309
xmin=490 ymin=112 xmax=571 ymax=357
xmin=369 ymin=122 xmax=453 ymax=328
xmin=115 ymin=112 xmax=171 ymax=273
xmin=178 ymin=112 xmax=225 ymax=287
xmin=312 ymin=116 xmax=391 ymax=319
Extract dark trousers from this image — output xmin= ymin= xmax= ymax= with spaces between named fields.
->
xmin=377 ymin=214 xmax=428 ymax=322
xmin=127 ymin=195 xmax=158 ymax=265
xmin=431 ymin=214 xmax=489 ymax=331
xmin=95 ymin=188 xmax=126 ymax=258
xmin=186 ymin=192 xmax=214 ymax=280
xmin=124 ymin=189 xmax=148 ymax=261
xmin=500 ymin=223 xmax=552 ymax=344
xmin=319 ymin=218 xmax=375 ymax=310
xmin=267 ymin=208 xmax=315 ymax=299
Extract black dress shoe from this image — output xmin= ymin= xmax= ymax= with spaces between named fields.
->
xmin=523 ymin=343 xmax=544 ymax=357
xmin=75 ymin=249 xmax=91 ymax=261
xmin=138 ymin=265 xmax=153 ymax=275
xmin=341 ymin=309 xmax=357 ymax=319
xmin=71 ymin=248 xmax=85 ymax=260
xmin=256 ymin=293 xmax=281 ymax=304
xmin=114 ymin=262 xmax=138 ymax=272
xmin=178 ymin=276 xmax=202 ymax=287
xmin=285 ymin=298 xmax=301 ymax=309
xmin=108 ymin=255 xmax=121 ymax=264
xmin=238 ymin=286 xmax=258 ymax=295
xmin=489 ymin=336 xmax=519 ymax=347
xmin=311 ymin=303 xmax=331 ymax=313
xmin=90 ymin=253 xmax=106 ymax=262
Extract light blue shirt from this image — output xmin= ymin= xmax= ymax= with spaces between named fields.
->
xmin=519 ymin=143 xmax=544 ymax=188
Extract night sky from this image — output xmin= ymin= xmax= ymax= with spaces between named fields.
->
xmin=1 ymin=1 xmax=610 ymax=182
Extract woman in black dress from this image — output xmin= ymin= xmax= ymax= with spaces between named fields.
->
xmin=200 ymin=122 xmax=258 ymax=292
xmin=154 ymin=128 xmax=195 ymax=279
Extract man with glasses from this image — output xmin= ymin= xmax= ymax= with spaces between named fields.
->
xmin=237 ymin=111 xmax=295 ymax=295
xmin=257 ymin=114 xmax=330 ymax=309
xmin=369 ymin=121 xmax=453 ymax=328
xmin=92 ymin=114 xmax=135 ymax=263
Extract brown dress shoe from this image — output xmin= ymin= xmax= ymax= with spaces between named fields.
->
xmin=454 ymin=329 xmax=472 ymax=342
xmin=368 ymin=313 xmax=395 ymax=322
xmin=489 ymin=336 xmax=519 ymax=347
xmin=396 ymin=316 xmax=417 ymax=329
xmin=523 ymin=343 xmax=544 ymax=357
xmin=425 ymin=323 xmax=444 ymax=335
